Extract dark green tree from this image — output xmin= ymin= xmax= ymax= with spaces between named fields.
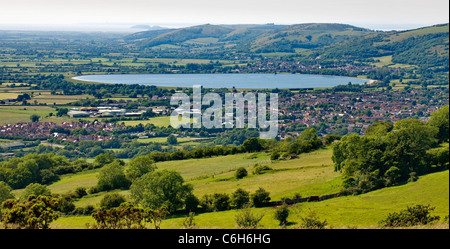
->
xmin=130 ymin=170 xmax=193 ymax=212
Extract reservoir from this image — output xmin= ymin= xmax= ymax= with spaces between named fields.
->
xmin=73 ymin=73 xmax=370 ymax=89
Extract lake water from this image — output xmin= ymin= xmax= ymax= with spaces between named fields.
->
xmin=73 ymin=73 xmax=369 ymax=89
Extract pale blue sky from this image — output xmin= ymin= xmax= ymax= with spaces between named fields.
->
xmin=0 ymin=0 xmax=448 ymax=30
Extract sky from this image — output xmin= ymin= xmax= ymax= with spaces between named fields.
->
xmin=0 ymin=0 xmax=448 ymax=31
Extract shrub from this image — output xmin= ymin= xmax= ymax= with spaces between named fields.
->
xmin=1 ymin=195 xmax=59 ymax=229
xmin=184 ymin=193 xmax=200 ymax=212
xmin=212 ymin=193 xmax=231 ymax=211
xmin=96 ymin=160 xmax=131 ymax=191
xmin=235 ymin=205 xmax=264 ymax=228
xmin=72 ymin=205 xmax=96 ymax=216
xmin=74 ymin=187 xmax=87 ymax=198
xmin=251 ymin=188 xmax=271 ymax=207
xmin=57 ymin=196 xmax=75 ymax=214
xmin=270 ymin=151 xmax=280 ymax=160
xmin=200 ymin=194 xmax=214 ymax=212
xmin=408 ymin=172 xmax=419 ymax=183
xmin=253 ymin=165 xmax=273 ymax=175
xmin=235 ymin=167 xmax=248 ymax=179
xmin=231 ymin=188 xmax=250 ymax=209
xmin=20 ymin=183 xmax=52 ymax=201
xmin=274 ymin=204 xmax=290 ymax=226
xmin=379 ymin=204 xmax=440 ymax=228
xmin=100 ymin=193 xmax=127 ymax=209
xmin=300 ymin=210 xmax=328 ymax=229
xmin=182 ymin=212 xmax=196 ymax=229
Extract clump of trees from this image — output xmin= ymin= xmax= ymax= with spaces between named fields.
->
xmin=332 ymin=106 xmax=449 ymax=194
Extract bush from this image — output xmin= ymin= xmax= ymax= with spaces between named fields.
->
xmin=235 ymin=205 xmax=264 ymax=228
xmin=100 ymin=193 xmax=127 ymax=209
xmin=379 ymin=204 xmax=440 ymax=228
xmin=231 ymin=188 xmax=250 ymax=209
xmin=253 ymin=165 xmax=273 ymax=175
xmin=212 ymin=193 xmax=231 ymax=211
xmin=270 ymin=151 xmax=280 ymax=160
xmin=274 ymin=204 xmax=290 ymax=226
xmin=235 ymin=167 xmax=248 ymax=179
xmin=96 ymin=160 xmax=131 ymax=191
xmin=184 ymin=193 xmax=200 ymax=212
xmin=72 ymin=205 xmax=96 ymax=216
xmin=57 ymin=196 xmax=76 ymax=214
xmin=251 ymin=188 xmax=271 ymax=207
xmin=74 ymin=187 xmax=87 ymax=198
xmin=200 ymin=194 xmax=214 ymax=212
xmin=300 ymin=210 xmax=328 ymax=229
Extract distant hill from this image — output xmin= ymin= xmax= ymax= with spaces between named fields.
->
xmin=323 ymin=23 xmax=449 ymax=68
xmin=125 ymin=23 xmax=371 ymax=50
xmin=130 ymin=25 xmax=169 ymax=31
xmin=125 ymin=22 xmax=449 ymax=69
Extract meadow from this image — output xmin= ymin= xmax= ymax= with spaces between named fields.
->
xmin=51 ymin=169 xmax=449 ymax=229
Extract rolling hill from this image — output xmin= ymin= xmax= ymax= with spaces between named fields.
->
xmin=125 ymin=22 xmax=449 ymax=70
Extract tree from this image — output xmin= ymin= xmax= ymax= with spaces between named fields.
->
xmin=96 ymin=160 xmax=130 ymax=191
xmin=30 ymin=114 xmax=40 ymax=123
xmin=274 ymin=204 xmax=290 ymax=226
xmin=365 ymin=121 xmax=394 ymax=137
xmin=384 ymin=166 xmax=401 ymax=186
xmin=93 ymin=153 xmax=116 ymax=168
xmin=242 ymin=137 xmax=263 ymax=152
xmin=100 ymin=193 xmax=127 ymax=209
xmin=251 ymin=188 xmax=271 ymax=207
xmin=20 ymin=183 xmax=52 ymax=201
xmin=212 ymin=193 xmax=231 ymax=211
xmin=0 ymin=181 xmax=14 ymax=204
xmin=125 ymin=155 xmax=157 ymax=182
xmin=1 ymin=195 xmax=59 ymax=229
xmin=56 ymin=108 xmax=69 ymax=117
xmin=167 ymin=134 xmax=178 ymax=145
xmin=427 ymin=105 xmax=449 ymax=142
xmin=130 ymin=170 xmax=193 ymax=212
xmin=270 ymin=151 xmax=280 ymax=160
xmin=231 ymin=188 xmax=250 ymax=209
xmin=235 ymin=167 xmax=248 ymax=179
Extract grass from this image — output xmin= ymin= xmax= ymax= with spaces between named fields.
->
xmin=31 ymin=93 xmax=94 ymax=105
xmin=0 ymin=106 xmax=56 ymax=125
xmin=51 ymin=170 xmax=449 ymax=229
xmin=123 ymin=116 xmax=172 ymax=127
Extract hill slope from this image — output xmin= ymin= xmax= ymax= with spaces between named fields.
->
xmin=51 ymin=170 xmax=449 ymax=228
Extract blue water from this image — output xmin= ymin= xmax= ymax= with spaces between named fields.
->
xmin=73 ymin=73 xmax=369 ymax=89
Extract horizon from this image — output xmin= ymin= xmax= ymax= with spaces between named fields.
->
xmin=0 ymin=0 xmax=448 ymax=32
xmin=0 ymin=21 xmax=447 ymax=33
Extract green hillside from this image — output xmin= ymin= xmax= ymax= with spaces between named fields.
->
xmin=126 ymin=22 xmax=449 ymax=70
xmin=51 ymin=170 xmax=449 ymax=229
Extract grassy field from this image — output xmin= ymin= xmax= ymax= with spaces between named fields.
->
xmin=0 ymin=106 xmax=56 ymax=125
xmin=51 ymin=170 xmax=449 ymax=229
xmin=371 ymin=55 xmax=417 ymax=69
xmin=123 ymin=116 xmax=172 ymax=127
xmin=12 ymin=142 xmax=446 ymax=229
